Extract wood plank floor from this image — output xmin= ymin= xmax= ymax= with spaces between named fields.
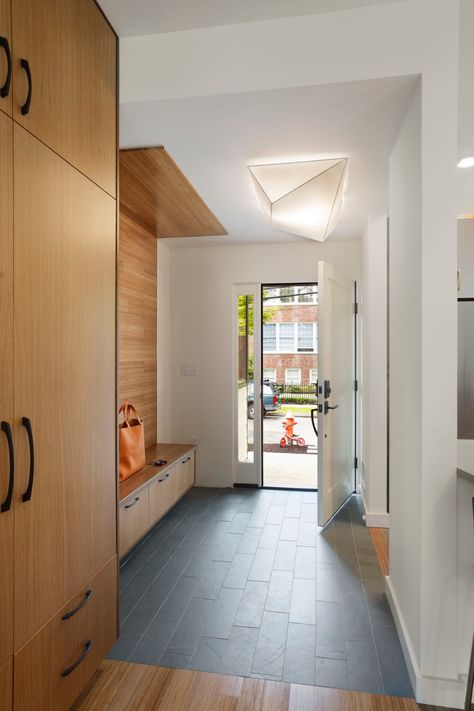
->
xmin=369 ymin=527 xmax=389 ymax=576
xmin=74 ymin=660 xmax=421 ymax=711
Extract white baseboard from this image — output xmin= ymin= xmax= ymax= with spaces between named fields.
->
xmin=359 ymin=496 xmax=390 ymax=528
xmin=365 ymin=511 xmax=390 ymax=528
xmin=385 ymin=576 xmax=466 ymax=708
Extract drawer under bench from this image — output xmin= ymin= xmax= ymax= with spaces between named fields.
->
xmin=119 ymin=443 xmax=196 ymax=558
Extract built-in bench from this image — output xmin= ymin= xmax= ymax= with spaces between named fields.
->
xmin=118 ymin=443 xmax=196 ymax=558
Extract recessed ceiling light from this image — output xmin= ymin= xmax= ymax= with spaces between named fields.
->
xmin=458 ymin=157 xmax=474 ymax=168
xmin=248 ymin=158 xmax=347 ymax=242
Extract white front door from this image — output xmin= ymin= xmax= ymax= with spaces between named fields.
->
xmin=317 ymin=261 xmax=355 ymax=526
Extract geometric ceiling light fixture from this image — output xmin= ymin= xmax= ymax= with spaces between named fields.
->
xmin=248 ymin=158 xmax=347 ymax=241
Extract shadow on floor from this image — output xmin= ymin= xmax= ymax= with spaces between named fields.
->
xmin=109 ymin=488 xmax=412 ymax=698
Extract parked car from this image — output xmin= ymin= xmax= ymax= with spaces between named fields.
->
xmin=247 ymin=380 xmax=280 ymax=419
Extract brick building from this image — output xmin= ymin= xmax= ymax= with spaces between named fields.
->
xmin=262 ymin=285 xmax=318 ymax=384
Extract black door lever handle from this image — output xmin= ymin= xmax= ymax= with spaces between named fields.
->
xmin=323 ymin=402 xmax=339 ymax=415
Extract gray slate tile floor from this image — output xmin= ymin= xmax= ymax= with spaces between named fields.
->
xmin=109 ymin=487 xmax=413 ymax=697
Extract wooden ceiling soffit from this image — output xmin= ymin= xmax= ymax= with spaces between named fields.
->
xmin=119 ymin=146 xmax=228 ymax=238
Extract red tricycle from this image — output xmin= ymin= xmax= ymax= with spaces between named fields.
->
xmin=279 ymin=412 xmax=306 ymax=448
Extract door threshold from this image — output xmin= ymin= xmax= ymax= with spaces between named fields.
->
xmin=262 ymin=485 xmax=318 ymax=492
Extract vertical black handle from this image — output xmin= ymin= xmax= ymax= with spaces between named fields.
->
xmin=310 ymin=409 xmax=318 ymax=437
xmin=1 ymin=421 xmax=14 ymax=513
xmin=0 ymin=37 xmax=12 ymax=98
xmin=21 ymin=417 xmax=34 ymax=502
xmin=20 ymin=58 xmax=32 ymax=115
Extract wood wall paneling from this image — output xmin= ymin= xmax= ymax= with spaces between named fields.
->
xmin=119 ymin=212 xmax=157 ymax=446
xmin=119 ymin=147 xmax=227 ymax=238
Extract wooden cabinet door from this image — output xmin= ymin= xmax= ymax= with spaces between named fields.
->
xmin=0 ymin=110 xmax=13 ymax=668
xmin=13 ymin=125 xmax=117 ymax=650
xmin=12 ymin=0 xmax=116 ymax=196
xmin=0 ymin=0 xmax=12 ymax=117
xmin=0 ymin=657 xmax=12 ymax=711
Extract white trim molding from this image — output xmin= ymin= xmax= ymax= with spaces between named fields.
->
xmin=365 ymin=511 xmax=390 ymax=528
xmin=385 ymin=576 xmax=466 ymax=708
xmin=360 ymin=492 xmax=390 ymax=528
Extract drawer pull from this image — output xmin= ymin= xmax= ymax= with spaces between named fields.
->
xmin=1 ymin=422 xmax=14 ymax=513
xmin=62 ymin=590 xmax=93 ymax=620
xmin=0 ymin=37 xmax=12 ymax=98
xmin=158 ymin=473 xmax=170 ymax=483
xmin=61 ymin=640 xmax=93 ymax=677
xmin=20 ymin=58 xmax=32 ymax=115
xmin=124 ymin=496 xmax=140 ymax=509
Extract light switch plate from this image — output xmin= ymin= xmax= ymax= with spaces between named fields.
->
xmin=180 ymin=363 xmax=199 ymax=376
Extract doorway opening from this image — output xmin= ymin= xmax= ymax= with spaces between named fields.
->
xmin=261 ymin=283 xmax=318 ymax=490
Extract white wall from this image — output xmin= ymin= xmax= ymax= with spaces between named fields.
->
xmin=360 ymin=215 xmax=388 ymax=527
xmin=169 ymin=240 xmax=360 ymax=487
xmin=138 ymin=0 xmax=462 ymax=703
xmin=157 ymin=240 xmax=172 ymax=441
xmin=386 ymin=82 xmax=422 ymax=669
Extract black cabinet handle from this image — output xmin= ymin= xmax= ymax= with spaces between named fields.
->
xmin=0 ymin=37 xmax=12 ymax=98
xmin=21 ymin=417 xmax=34 ymax=502
xmin=124 ymin=496 xmax=139 ymax=509
xmin=1 ymin=422 xmax=14 ymax=513
xmin=20 ymin=58 xmax=32 ymax=115
xmin=61 ymin=640 xmax=93 ymax=677
xmin=62 ymin=590 xmax=93 ymax=621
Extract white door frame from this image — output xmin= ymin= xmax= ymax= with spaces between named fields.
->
xmin=232 ymin=283 xmax=262 ymax=486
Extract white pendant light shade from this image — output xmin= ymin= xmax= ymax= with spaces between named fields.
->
xmin=249 ymin=158 xmax=347 ymax=241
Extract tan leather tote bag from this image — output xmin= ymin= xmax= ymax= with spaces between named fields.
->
xmin=119 ymin=402 xmax=146 ymax=481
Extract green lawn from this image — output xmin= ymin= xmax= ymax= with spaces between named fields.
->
xmin=272 ymin=404 xmax=317 ymax=417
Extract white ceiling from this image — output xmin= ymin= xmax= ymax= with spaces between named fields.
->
xmin=99 ymin=0 xmax=405 ymax=37
xmin=120 ymin=76 xmax=418 ymax=246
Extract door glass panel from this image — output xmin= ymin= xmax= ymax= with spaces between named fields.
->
xmin=237 ymin=294 xmax=254 ymax=463
xmin=262 ymin=284 xmax=318 ymax=489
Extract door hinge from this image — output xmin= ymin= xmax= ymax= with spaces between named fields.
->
xmin=354 ymin=457 xmax=358 ymax=469
xmin=354 ymin=379 xmax=358 ymax=392
xmin=353 ymin=302 xmax=358 ymax=315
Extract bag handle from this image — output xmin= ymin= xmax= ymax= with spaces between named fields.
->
xmin=119 ymin=401 xmax=143 ymax=427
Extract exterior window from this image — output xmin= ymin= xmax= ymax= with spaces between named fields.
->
xmin=263 ymin=368 xmax=276 ymax=381
xmin=279 ymin=323 xmax=294 ymax=352
xmin=279 ymin=286 xmax=294 ymax=303
xmin=285 ymin=368 xmax=301 ymax=384
xmin=309 ymin=368 xmax=318 ymax=384
xmin=297 ymin=286 xmax=313 ymax=303
xmin=297 ymin=323 xmax=314 ymax=352
xmin=263 ymin=287 xmax=278 ymax=302
xmin=263 ymin=323 xmax=277 ymax=351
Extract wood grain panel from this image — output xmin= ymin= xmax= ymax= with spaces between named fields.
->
xmin=74 ymin=660 xmax=423 ymax=711
xmin=119 ymin=212 xmax=157 ymax=447
xmin=0 ymin=657 xmax=12 ymax=711
xmin=370 ymin=527 xmax=389 ymax=576
xmin=0 ymin=110 xmax=13 ymax=667
xmin=12 ymin=0 xmax=117 ymax=196
xmin=15 ymin=557 xmax=117 ymax=711
xmin=0 ymin=0 xmax=12 ymax=117
xmin=120 ymin=147 xmax=227 ymax=238
xmin=119 ymin=489 xmax=149 ymax=558
xmin=13 ymin=126 xmax=117 ymax=650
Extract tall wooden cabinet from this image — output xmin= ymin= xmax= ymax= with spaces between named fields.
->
xmin=0 ymin=0 xmax=12 ymax=117
xmin=0 ymin=1 xmax=117 ymax=709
